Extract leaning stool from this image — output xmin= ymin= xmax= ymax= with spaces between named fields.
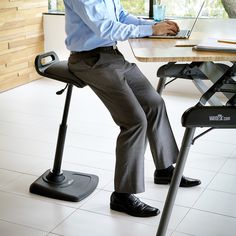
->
xmin=30 ymin=51 xmax=99 ymax=202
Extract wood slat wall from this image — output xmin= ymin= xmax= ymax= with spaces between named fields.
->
xmin=0 ymin=0 xmax=48 ymax=92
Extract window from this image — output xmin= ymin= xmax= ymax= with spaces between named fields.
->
xmin=161 ymin=0 xmax=227 ymax=18
xmin=120 ymin=0 xmax=149 ymax=16
xmin=48 ymin=0 xmax=149 ymax=15
xmin=49 ymin=0 xmax=64 ymax=12
xmin=48 ymin=0 xmax=227 ymax=18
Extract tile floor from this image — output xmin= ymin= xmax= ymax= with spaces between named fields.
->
xmin=0 ymin=78 xmax=236 ymax=236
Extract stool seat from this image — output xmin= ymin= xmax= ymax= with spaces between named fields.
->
xmin=45 ymin=61 xmax=86 ymax=88
xmin=35 ymin=51 xmax=86 ymax=88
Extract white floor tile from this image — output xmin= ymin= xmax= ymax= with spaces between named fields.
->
xmin=203 ymin=129 xmax=236 ymax=145
xmin=0 ymin=220 xmax=47 ymax=236
xmin=0 ymin=191 xmax=74 ymax=231
xmin=177 ymin=209 xmax=236 ymax=236
xmin=185 ymin=151 xmax=227 ymax=172
xmin=0 ymin=169 xmax=21 ymax=188
xmin=0 ymin=134 xmax=55 ymax=160
xmin=138 ymin=185 xmax=204 ymax=208
xmin=47 ymin=234 xmax=61 ymax=236
xmin=65 ymin=133 xmax=116 ymax=155
xmin=208 ymin=173 xmax=236 ymax=194
xmin=190 ymin=139 xmax=236 ymax=158
xmin=68 ymin=122 xmax=119 ymax=139
xmin=220 ymin=158 xmax=236 ymax=175
xmin=0 ymin=150 xmax=50 ymax=175
xmin=229 ymin=147 xmax=236 ymax=158
xmin=52 ymin=209 xmax=158 ymax=236
xmin=0 ymin=121 xmax=58 ymax=144
xmin=171 ymin=232 xmax=194 ymax=236
xmin=194 ymin=189 xmax=236 ymax=217
xmin=64 ymin=146 xmax=115 ymax=171
xmin=0 ymin=110 xmax=63 ymax=137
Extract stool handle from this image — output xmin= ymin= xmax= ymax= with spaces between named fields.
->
xmin=35 ymin=51 xmax=59 ymax=75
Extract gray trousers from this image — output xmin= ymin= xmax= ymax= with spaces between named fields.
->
xmin=68 ymin=48 xmax=178 ymax=193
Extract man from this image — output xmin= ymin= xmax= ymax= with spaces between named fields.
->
xmin=64 ymin=0 xmax=201 ymax=217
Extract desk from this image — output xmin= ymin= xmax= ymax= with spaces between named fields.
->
xmin=129 ymin=19 xmax=236 ymax=236
xmin=129 ymin=19 xmax=236 ymax=101
xmin=129 ymin=19 xmax=236 ymax=63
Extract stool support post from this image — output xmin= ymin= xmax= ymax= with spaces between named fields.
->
xmin=51 ymin=84 xmax=73 ymax=176
xmin=30 ymin=52 xmax=99 ymax=202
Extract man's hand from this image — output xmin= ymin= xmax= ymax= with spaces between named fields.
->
xmin=152 ymin=20 xmax=180 ymax=36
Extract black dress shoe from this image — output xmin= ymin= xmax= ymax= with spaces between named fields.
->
xmin=110 ymin=192 xmax=160 ymax=217
xmin=154 ymin=169 xmax=201 ymax=187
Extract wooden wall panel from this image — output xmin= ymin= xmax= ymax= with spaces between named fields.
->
xmin=0 ymin=0 xmax=47 ymax=92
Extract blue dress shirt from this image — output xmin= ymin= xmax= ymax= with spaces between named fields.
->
xmin=64 ymin=0 xmax=155 ymax=52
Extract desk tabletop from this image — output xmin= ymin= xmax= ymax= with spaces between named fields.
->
xmin=129 ymin=19 xmax=236 ymax=63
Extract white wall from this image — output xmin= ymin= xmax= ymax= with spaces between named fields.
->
xmin=43 ymin=14 xmax=69 ymax=60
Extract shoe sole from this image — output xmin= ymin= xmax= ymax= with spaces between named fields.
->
xmin=154 ymin=178 xmax=170 ymax=185
xmin=154 ymin=178 xmax=201 ymax=187
xmin=110 ymin=203 xmax=160 ymax=217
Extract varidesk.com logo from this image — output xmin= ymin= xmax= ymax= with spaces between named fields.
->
xmin=209 ymin=114 xmax=231 ymax=121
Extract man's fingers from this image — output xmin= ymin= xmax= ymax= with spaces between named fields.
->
xmin=167 ymin=29 xmax=178 ymax=36
xmin=152 ymin=21 xmax=179 ymax=36
xmin=165 ymin=20 xmax=180 ymax=31
xmin=168 ymin=26 xmax=179 ymax=34
xmin=161 ymin=22 xmax=178 ymax=32
xmin=166 ymin=25 xmax=178 ymax=34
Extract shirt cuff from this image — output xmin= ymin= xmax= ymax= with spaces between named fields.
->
xmin=138 ymin=25 xmax=153 ymax=37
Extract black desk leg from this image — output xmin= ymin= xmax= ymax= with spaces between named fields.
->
xmin=156 ymin=127 xmax=196 ymax=236
xmin=156 ymin=77 xmax=167 ymax=95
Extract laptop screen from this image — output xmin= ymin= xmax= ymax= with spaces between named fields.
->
xmin=189 ymin=1 xmax=205 ymax=35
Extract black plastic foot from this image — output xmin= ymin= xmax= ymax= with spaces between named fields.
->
xmin=30 ymin=169 xmax=99 ymax=202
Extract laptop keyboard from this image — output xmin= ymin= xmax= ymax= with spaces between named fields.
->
xmin=175 ymin=30 xmax=189 ymax=37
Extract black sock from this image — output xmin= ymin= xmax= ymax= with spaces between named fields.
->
xmin=155 ymin=165 xmax=174 ymax=177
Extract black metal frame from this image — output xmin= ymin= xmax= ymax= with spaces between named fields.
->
xmin=156 ymin=61 xmax=236 ymax=236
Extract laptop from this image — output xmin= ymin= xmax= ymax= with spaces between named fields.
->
xmin=149 ymin=1 xmax=205 ymax=39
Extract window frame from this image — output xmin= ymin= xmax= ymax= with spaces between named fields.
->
xmin=149 ymin=0 xmax=154 ymax=18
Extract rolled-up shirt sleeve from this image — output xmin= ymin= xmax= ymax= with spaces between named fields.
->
xmin=118 ymin=5 xmax=155 ymax=26
xmin=117 ymin=3 xmax=154 ymax=37
xmin=139 ymin=24 xmax=154 ymax=37
xmin=71 ymin=0 xmax=153 ymax=41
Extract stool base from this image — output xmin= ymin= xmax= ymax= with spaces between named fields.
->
xmin=30 ymin=169 xmax=99 ymax=202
